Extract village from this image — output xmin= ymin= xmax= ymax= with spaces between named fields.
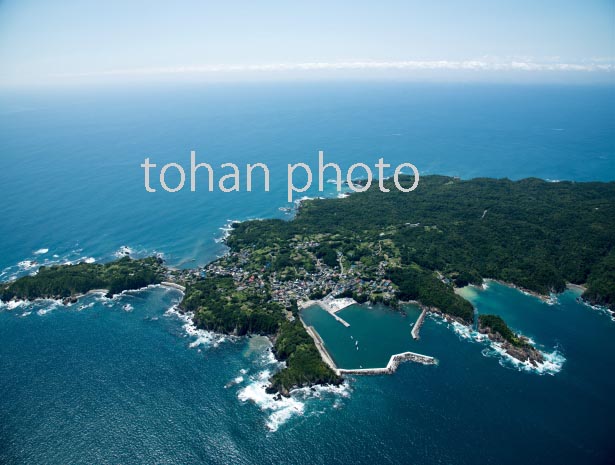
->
xmin=171 ymin=237 xmax=399 ymax=312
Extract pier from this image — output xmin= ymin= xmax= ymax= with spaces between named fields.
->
xmin=298 ymin=297 xmax=352 ymax=327
xmin=327 ymin=311 xmax=350 ymax=327
xmin=411 ymin=306 xmax=428 ymax=340
xmin=317 ymin=296 xmax=354 ymax=327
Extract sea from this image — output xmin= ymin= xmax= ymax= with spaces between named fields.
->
xmin=0 ymin=83 xmax=614 ymax=464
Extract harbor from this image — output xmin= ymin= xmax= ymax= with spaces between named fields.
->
xmin=300 ymin=306 xmax=437 ymax=377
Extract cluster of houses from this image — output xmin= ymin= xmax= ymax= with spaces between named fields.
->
xmin=191 ymin=240 xmax=397 ymax=309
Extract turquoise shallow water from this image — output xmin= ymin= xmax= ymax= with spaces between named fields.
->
xmin=1 ymin=83 xmax=614 ymax=464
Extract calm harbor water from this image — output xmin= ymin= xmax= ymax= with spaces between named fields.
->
xmin=301 ymin=303 xmax=424 ymax=369
xmin=1 ymin=83 xmax=614 ymax=464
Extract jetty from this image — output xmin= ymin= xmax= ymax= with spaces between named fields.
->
xmin=299 ymin=318 xmax=338 ymax=371
xmin=161 ymin=282 xmax=186 ymax=292
xmin=298 ymin=297 xmax=353 ymax=327
xmin=338 ymin=351 xmax=437 ymax=375
xmin=326 ymin=311 xmax=350 ymax=327
xmin=411 ymin=306 xmax=428 ymax=340
xmin=317 ymin=296 xmax=355 ymax=327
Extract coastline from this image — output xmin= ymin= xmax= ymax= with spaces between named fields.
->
xmin=0 ymin=253 xmax=573 ymax=386
xmin=0 ymin=283 xmax=185 ymax=310
xmin=483 ymin=279 xmax=552 ymax=303
xmin=566 ymin=283 xmax=587 ymax=293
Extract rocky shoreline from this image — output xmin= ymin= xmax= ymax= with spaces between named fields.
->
xmin=477 ymin=326 xmax=544 ymax=365
xmin=426 ymin=307 xmax=545 ymax=366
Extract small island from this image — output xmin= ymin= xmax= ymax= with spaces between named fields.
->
xmin=2 ymin=175 xmax=614 ymax=394
xmin=478 ymin=314 xmax=544 ymax=364
xmin=0 ymin=256 xmax=166 ymax=303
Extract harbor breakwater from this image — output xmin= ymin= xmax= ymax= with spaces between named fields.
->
xmin=299 ymin=315 xmax=437 ymax=377
xmin=411 ymin=306 xmax=428 ymax=340
xmin=338 ymin=351 xmax=437 ymax=375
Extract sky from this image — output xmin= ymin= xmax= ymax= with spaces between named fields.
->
xmin=0 ymin=0 xmax=614 ymax=87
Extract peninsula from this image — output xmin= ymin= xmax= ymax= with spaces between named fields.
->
xmin=2 ymin=176 xmax=614 ymax=394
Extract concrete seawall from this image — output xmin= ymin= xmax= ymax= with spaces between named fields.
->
xmin=299 ymin=318 xmax=339 ymax=372
xmin=338 ymin=351 xmax=437 ymax=375
xmin=327 ymin=311 xmax=350 ymax=327
xmin=411 ymin=307 xmax=428 ymax=340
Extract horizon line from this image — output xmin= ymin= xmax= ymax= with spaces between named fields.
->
xmin=50 ymin=59 xmax=615 ymax=79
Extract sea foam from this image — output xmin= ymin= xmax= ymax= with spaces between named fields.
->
xmin=165 ymin=304 xmax=230 ymax=349
xmin=236 ymin=340 xmax=351 ymax=432
xmin=447 ymin=318 xmax=565 ymax=375
xmin=214 ymin=219 xmax=241 ymax=244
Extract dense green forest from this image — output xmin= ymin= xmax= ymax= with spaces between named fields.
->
xmin=0 ymin=257 xmax=165 ymax=300
xmin=268 ymin=320 xmax=342 ymax=395
xmin=386 ymin=266 xmax=474 ymax=322
xmin=182 ymin=276 xmax=283 ymax=335
xmin=228 ymin=175 xmax=615 ymax=311
xmin=478 ymin=314 xmax=530 ymax=348
xmin=180 ymin=277 xmax=340 ymax=393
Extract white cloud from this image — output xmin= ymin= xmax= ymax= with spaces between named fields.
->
xmin=52 ymin=60 xmax=615 ymax=78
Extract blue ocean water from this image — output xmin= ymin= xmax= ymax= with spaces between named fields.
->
xmin=1 ymin=83 xmax=614 ymax=464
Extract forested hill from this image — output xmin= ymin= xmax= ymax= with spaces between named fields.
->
xmin=0 ymin=257 xmax=165 ymax=301
xmin=228 ymin=175 xmax=615 ymax=309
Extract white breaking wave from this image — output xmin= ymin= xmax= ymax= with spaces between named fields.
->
xmin=165 ymin=304 xmax=230 ymax=349
xmin=35 ymin=299 xmax=62 ymax=316
xmin=77 ymin=302 xmax=96 ymax=311
xmin=448 ymin=319 xmax=565 ymax=375
xmin=294 ymin=195 xmax=325 ymax=206
xmin=580 ymin=299 xmax=615 ymax=322
xmin=214 ymin=219 xmax=241 ymax=244
xmin=236 ymin=340 xmax=351 ymax=432
xmin=17 ymin=260 xmax=37 ymax=271
xmin=0 ymin=299 xmax=30 ymax=310
xmin=237 ymin=367 xmax=305 ymax=432
xmin=112 ymin=245 xmax=162 ymax=260
xmin=33 ymin=248 xmax=49 ymax=255
xmin=484 ymin=343 xmax=566 ymax=375
xmin=114 ymin=245 xmax=135 ymax=258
